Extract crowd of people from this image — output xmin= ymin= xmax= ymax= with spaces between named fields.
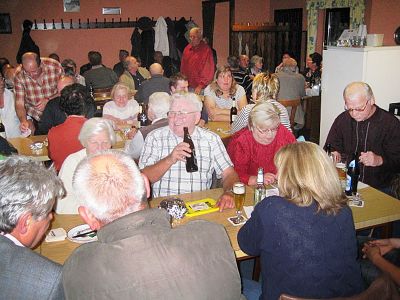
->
xmin=0 ymin=24 xmax=400 ymax=300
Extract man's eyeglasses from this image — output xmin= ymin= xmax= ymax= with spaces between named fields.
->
xmin=167 ymin=111 xmax=197 ymax=117
xmin=344 ymin=99 xmax=370 ymax=113
xmin=254 ymin=125 xmax=279 ymax=135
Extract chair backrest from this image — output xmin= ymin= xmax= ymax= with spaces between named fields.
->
xmin=278 ymin=99 xmax=301 ymax=128
xmin=279 ymin=274 xmax=400 ymax=300
xmin=93 ymin=87 xmax=112 ymax=101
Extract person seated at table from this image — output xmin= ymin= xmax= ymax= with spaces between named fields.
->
xmin=275 ymin=51 xmax=299 ymax=74
xmin=238 ymin=142 xmax=365 ymax=300
xmin=102 ymin=82 xmax=139 ymax=130
xmin=36 ymin=75 xmax=76 ymax=135
xmin=0 ymin=73 xmax=21 ymax=138
xmin=228 ymin=102 xmax=295 ymax=185
xmin=62 ymin=151 xmax=244 ymax=299
xmin=362 ymin=238 xmax=400 ymax=286
xmin=56 ymin=118 xmax=116 ymax=214
xmin=227 ymin=55 xmax=252 ymax=100
xmin=119 ymin=56 xmax=150 ymax=96
xmin=204 ymin=66 xmax=247 ymax=122
xmin=83 ymin=51 xmax=118 ymax=89
xmin=324 ymin=82 xmax=400 ymax=195
xmin=0 ymin=156 xmax=65 ymax=299
xmin=231 ymin=72 xmax=291 ymax=134
xmin=125 ymin=92 xmax=170 ymax=160
xmin=139 ymin=92 xmax=239 ymax=211
xmin=303 ymin=52 xmax=322 ymax=88
xmin=249 ymin=55 xmax=263 ymax=78
xmin=61 ymin=58 xmax=86 ymax=86
xmin=48 ymin=83 xmax=96 ymax=171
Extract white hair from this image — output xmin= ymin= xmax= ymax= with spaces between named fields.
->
xmin=72 ymin=150 xmax=147 ymax=224
xmin=149 ymin=92 xmax=171 ymax=118
xmin=170 ymin=92 xmax=203 ymax=112
xmin=79 ymin=118 xmax=116 ymax=148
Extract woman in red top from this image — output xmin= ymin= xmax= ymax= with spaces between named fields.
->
xmin=228 ymin=101 xmax=296 ymax=185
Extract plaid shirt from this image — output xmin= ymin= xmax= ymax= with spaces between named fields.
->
xmin=139 ymin=126 xmax=233 ymax=197
xmin=14 ymin=58 xmax=63 ymax=121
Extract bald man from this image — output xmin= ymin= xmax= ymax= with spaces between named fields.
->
xmin=135 ymin=63 xmax=171 ymax=104
xmin=180 ymin=27 xmax=214 ymax=94
xmin=36 ymin=75 xmax=75 ymax=135
xmin=14 ymin=52 xmax=63 ymax=134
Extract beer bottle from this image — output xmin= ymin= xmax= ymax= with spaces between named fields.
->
xmin=254 ymin=167 xmax=266 ymax=205
xmin=230 ymin=97 xmax=237 ymax=124
xmin=0 ymin=117 xmax=5 ymax=138
xmin=345 ymin=152 xmax=360 ymax=196
xmin=183 ymin=127 xmax=198 ymax=172
xmin=137 ymin=104 xmax=148 ymax=128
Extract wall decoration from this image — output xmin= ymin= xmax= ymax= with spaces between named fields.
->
xmin=63 ymin=0 xmax=80 ymax=13
xmin=0 ymin=13 xmax=12 ymax=34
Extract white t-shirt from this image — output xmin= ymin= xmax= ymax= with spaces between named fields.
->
xmin=103 ymin=99 xmax=140 ymax=121
xmin=204 ymin=85 xmax=245 ymax=109
xmin=0 ymin=89 xmax=22 ymax=138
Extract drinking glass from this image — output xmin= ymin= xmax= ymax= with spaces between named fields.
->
xmin=336 ymin=154 xmax=348 ymax=190
xmin=232 ymin=182 xmax=246 ymax=224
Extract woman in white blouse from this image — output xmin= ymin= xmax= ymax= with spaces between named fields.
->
xmin=204 ymin=66 xmax=247 ymax=122
xmin=103 ymin=82 xmax=139 ymax=129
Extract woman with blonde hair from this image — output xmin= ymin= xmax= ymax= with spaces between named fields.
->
xmin=227 ymin=102 xmax=295 ymax=185
xmin=238 ymin=142 xmax=364 ymax=300
xmin=102 ymin=82 xmax=139 ymax=128
xmin=231 ymin=72 xmax=290 ymax=133
xmin=204 ymin=65 xmax=247 ymax=121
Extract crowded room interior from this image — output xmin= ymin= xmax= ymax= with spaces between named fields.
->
xmin=0 ymin=0 xmax=400 ymax=299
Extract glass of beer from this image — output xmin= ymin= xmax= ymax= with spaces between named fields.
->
xmin=336 ymin=154 xmax=348 ymax=190
xmin=232 ymin=182 xmax=246 ymax=223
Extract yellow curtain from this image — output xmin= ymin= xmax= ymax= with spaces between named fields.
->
xmin=306 ymin=0 xmax=365 ymax=55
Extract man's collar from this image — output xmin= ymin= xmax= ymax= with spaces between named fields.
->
xmin=1 ymin=233 xmax=25 ymax=247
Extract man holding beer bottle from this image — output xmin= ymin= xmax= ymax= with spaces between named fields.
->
xmin=139 ymin=92 xmax=239 ymax=211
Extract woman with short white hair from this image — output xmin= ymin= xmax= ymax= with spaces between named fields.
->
xmin=56 ymin=118 xmax=116 ymax=214
xmin=227 ymin=101 xmax=295 ymax=185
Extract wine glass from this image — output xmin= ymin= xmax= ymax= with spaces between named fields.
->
xmin=232 ymin=182 xmax=246 ymax=224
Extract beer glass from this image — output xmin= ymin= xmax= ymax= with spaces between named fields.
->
xmin=232 ymin=182 xmax=246 ymax=223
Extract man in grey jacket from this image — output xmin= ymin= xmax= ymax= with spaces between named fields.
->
xmin=0 ymin=156 xmax=66 ymax=299
xmin=63 ymin=151 xmax=244 ymax=300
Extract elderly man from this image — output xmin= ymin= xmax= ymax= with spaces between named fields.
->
xmin=125 ymin=92 xmax=170 ymax=160
xmin=180 ymin=27 xmax=214 ymax=95
xmin=239 ymin=54 xmax=250 ymax=73
xmin=0 ymin=156 xmax=65 ymax=299
xmin=325 ymin=82 xmax=400 ymax=194
xmin=36 ymin=75 xmax=76 ymax=135
xmin=14 ymin=52 xmax=63 ymax=134
xmin=119 ymin=56 xmax=150 ymax=95
xmin=139 ymin=92 xmax=238 ymax=210
xmin=135 ymin=63 xmax=170 ymax=104
xmin=63 ymin=151 xmax=244 ymax=299
xmin=83 ymin=51 xmax=118 ymax=89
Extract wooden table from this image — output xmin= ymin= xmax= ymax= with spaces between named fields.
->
xmin=205 ymin=121 xmax=232 ymax=146
xmin=35 ymin=185 xmax=400 ymax=265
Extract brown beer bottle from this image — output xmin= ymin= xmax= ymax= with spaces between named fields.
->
xmin=183 ymin=127 xmax=198 ymax=172
xmin=230 ymin=97 xmax=237 ymax=124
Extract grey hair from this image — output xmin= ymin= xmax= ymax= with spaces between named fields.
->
xmin=0 ymin=156 xmax=65 ymax=233
xmin=72 ymin=150 xmax=147 ymax=224
xmin=79 ymin=118 xmax=116 ymax=148
xmin=149 ymin=92 xmax=171 ymax=118
xmin=190 ymin=27 xmax=203 ymax=37
xmin=343 ymin=82 xmax=375 ymax=103
xmin=250 ymin=55 xmax=263 ymax=67
xmin=171 ymin=92 xmax=203 ymax=112
xmin=248 ymin=102 xmax=281 ymax=129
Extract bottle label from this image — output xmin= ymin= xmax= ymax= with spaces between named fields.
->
xmin=231 ymin=114 xmax=237 ymax=122
xmin=345 ymin=174 xmax=352 ymax=192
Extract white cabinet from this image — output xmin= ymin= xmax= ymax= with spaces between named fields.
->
xmin=320 ymin=46 xmax=400 ymax=146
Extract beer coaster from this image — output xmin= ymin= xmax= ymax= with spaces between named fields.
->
xmin=227 ymin=216 xmax=247 ymax=226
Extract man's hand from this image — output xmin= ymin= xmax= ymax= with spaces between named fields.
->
xmin=359 ymin=151 xmax=383 ymax=167
xmin=362 ymin=243 xmax=382 ymax=264
xmin=167 ymin=142 xmax=191 ymax=165
xmin=126 ymin=127 xmax=138 ymax=139
xmin=194 ymin=86 xmax=202 ymax=95
xmin=217 ymin=191 xmax=235 ymax=212
xmin=19 ymin=119 xmax=34 ymax=134
xmin=36 ymin=98 xmax=49 ymax=111
xmin=367 ymin=239 xmax=400 ymax=256
xmin=331 ymin=151 xmax=341 ymax=163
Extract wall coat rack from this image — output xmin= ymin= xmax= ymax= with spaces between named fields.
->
xmin=29 ymin=17 xmax=193 ymax=31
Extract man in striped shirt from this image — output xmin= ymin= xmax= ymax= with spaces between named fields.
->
xmin=139 ymin=92 xmax=239 ymax=211
xmin=14 ymin=52 xmax=63 ymax=134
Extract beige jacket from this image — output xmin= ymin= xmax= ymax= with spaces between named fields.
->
xmin=119 ymin=67 xmax=150 ymax=95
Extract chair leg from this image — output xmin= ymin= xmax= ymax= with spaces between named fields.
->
xmin=252 ymin=256 xmax=261 ymax=281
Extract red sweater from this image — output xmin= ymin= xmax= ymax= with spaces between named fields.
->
xmin=227 ymin=125 xmax=296 ymax=184
xmin=180 ymin=41 xmax=214 ymax=89
xmin=48 ymin=116 xmax=86 ymax=171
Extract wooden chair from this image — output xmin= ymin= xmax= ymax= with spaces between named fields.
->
xmin=278 ymin=99 xmax=301 ymax=128
xmin=279 ymin=274 xmax=400 ymax=300
xmin=93 ymin=87 xmax=112 ymax=116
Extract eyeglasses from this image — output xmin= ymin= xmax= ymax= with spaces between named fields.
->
xmin=344 ymin=99 xmax=370 ymax=113
xmin=254 ymin=125 xmax=279 ymax=135
xmin=168 ymin=111 xmax=197 ymax=117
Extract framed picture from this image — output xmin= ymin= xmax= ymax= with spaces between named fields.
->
xmin=63 ymin=0 xmax=80 ymax=12
xmin=0 ymin=13 xmax=12 ymax=34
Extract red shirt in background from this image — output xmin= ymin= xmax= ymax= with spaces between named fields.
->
xmin=180 ymin=41 xmax=214 ymax=90
xmin=227 ymin=125 xmax=296 ymax=184
xmin=48 ymin=116 xmax=86 ymax=171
